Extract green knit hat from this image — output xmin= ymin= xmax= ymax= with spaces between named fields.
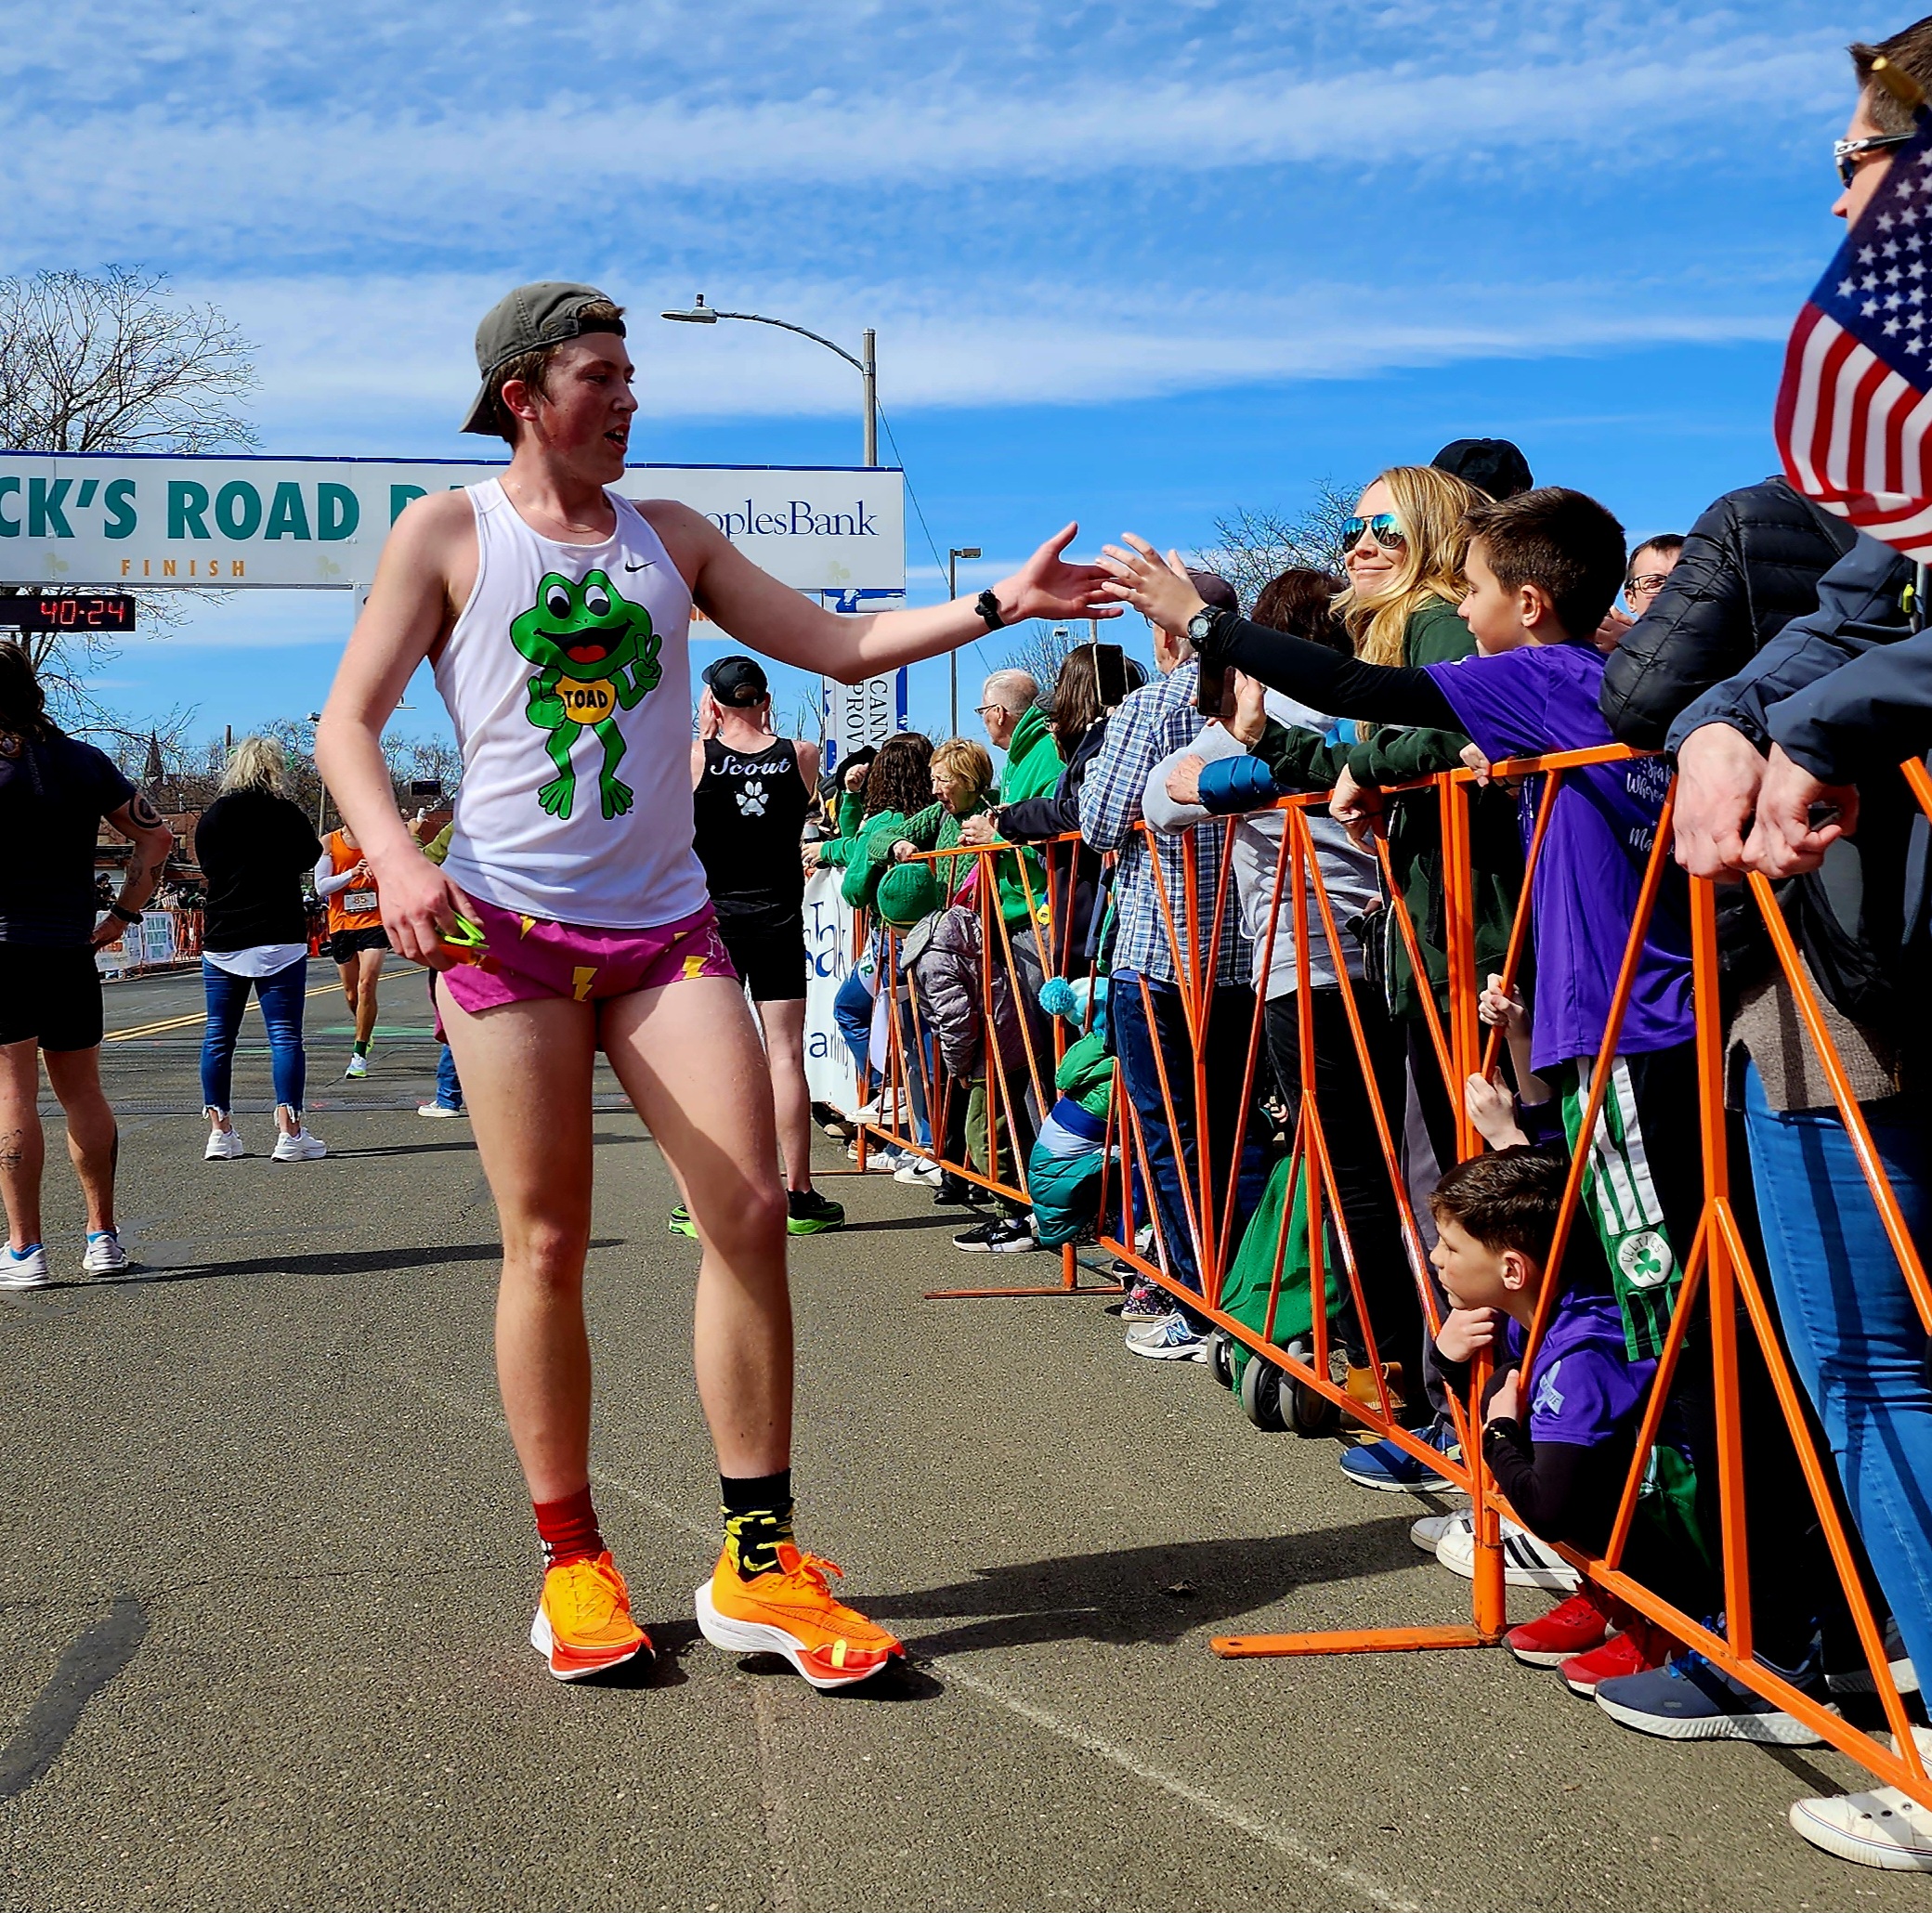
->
xmin=875 ymin=861 xmax=941 ymax=930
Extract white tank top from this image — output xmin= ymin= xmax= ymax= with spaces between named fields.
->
xmin=434 ymin=479 xmax=709 ymax=929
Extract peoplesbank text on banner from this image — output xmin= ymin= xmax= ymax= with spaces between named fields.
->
xmin=0 ymin=453 xmax=905 ymax=596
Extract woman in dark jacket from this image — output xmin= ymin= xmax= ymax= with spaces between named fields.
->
xmin=1599 ymin=475 xmax=1859 ymax=749
xmin=192 ymin=736 xmax=328 ymax=1163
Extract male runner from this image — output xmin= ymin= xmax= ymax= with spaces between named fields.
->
xmin=316 ymin=822 xmax=386 ymax=1078
xmin=685 ymin=656 xmax=842 ymax=1236
xmin=314 ymin=281 xmax=1115 ymax=1685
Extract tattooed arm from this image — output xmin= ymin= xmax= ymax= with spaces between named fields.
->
xmin=93 ymin=792 xmax=175 ymax=949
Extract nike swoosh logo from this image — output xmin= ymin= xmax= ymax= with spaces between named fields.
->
xmin=623 ymin=559 xmax=650 ymax=571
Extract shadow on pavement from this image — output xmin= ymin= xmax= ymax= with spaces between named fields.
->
xmin=79 ymin=1240 xmax=626 ymax=1286
xmin=870 ymin=1520 xmax=1431 ymax=1659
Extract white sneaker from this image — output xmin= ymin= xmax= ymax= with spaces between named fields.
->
xmin=415 ymin=1102 xmax=466 ymax=1119
xmin=1791 ymin=1733 xmax=1932 ymax=1870
xmin=0 ymin=1243 xmax=49 ymax=1289
xmin=1434 ymin=1510 xmax=1579 ymax=1592
xmin=204 ymin=1125 xmax=246 ymax=1161
xmin=343 ymin=1053 xmax=369 ymax=1079
xmin=81 ymin=1230 xmax=129 ymax=1275
xmin=1409 ymin=1511 xmax=1460 ymax=1554
xmin=272 ymin=1126 xmax=327 ymax=1162
xmin=865 ymin=1148 xmax=907 ymax=1174
xmin=894 ymin=1158 xmax=942 ymax=1187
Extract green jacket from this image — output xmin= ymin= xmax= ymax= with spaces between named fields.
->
xmin=1252 ymin=595 xmax=1522 ymax=1022
xmin=867 ymin=797 xmax=990 ymax=905
xmin=993 ymin=705 xmax=1063 ymax=929
xmin=813 ymin=793 xmax=867 ymax=873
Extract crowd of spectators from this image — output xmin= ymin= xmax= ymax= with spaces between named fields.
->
xmin=807 ymin=25 xmax=1932 ymax=1864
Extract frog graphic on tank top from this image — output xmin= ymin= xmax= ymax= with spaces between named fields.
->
xmin=508 ymin=567 xmax=663 ymax=821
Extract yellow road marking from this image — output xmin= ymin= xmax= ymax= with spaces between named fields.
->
xmin=103 ymin=982 xmax=340 ymax=1043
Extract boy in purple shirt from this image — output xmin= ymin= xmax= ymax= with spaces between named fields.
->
xmin=1099 ymin=488 xmax=1698 ymax=1364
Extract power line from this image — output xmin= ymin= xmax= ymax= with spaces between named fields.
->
xmin=876 ymin=399 xmax=993 ymax=683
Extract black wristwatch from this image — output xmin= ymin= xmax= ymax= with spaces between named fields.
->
xmin=109 ymin=902 xmax=141 ymax=924
xmin=1186 ymin=605 xmax=1232 ymax=656
xmin=973 ymin=589 xmax=1008 ymax=632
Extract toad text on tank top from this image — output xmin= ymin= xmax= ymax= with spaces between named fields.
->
xmin=434 ymin=479 xmax=710 ymax=929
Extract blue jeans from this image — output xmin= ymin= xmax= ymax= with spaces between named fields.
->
xmin=435 ymin=1044 xmax=463 ymax=1111
xmin=201 ymin=956 xmax=307 ymax=1113
xmin=1743 ymin=1062 xmax=1932 ymax=1685
xmin=1112 ymin=970 xmax=1266 ymax=1316
xmin=833 ymin=965 xmax=873 ymax=1077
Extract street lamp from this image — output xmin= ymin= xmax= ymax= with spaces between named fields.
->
xmin=946 ymin=546 xmax=982 ymax=735
xmin=661 ymin=293 xmax=878 ymax=467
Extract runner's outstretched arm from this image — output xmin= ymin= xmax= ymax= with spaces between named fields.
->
xmin=315 ymin=492 xmax=477 ymax=969
xmin=644 ymin=507 xmax=1119 ymax=683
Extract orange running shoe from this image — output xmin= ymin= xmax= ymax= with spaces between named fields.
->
xmin=696 ymin=1542 xmax=904 ymax=1690
xmin=530 ymin=1550 xmax=650 ymax=1681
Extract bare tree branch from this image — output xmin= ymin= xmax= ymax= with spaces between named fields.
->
xmin=1191 ymin=481 xmax=1361 ymax=611
xmin=0 ymin=267 xmax=256 ymax=736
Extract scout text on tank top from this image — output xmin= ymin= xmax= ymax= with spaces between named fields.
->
xmin=325 ymin=829 xmax=383 ymax=934
xmin=434 ymin=480 xmax=711 ymax=930
xmin=691 ymin=735 xmax=808 ymax=927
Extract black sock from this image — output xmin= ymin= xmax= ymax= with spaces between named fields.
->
xmin=720 ymin=1469 xmax=795 ymax=1579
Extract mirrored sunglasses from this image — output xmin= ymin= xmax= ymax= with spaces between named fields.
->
xmin=1343 ymin=514 xmax=1406 ymax=551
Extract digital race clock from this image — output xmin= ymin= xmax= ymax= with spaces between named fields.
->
xmin=0 ymin=593 xmax=137 ymax=631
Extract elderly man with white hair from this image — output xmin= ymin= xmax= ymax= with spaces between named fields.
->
xmin=959 ymin=664 xmax=1064 ymax=1069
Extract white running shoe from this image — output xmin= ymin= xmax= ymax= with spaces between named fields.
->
xmin=81 ymin=1230 xmax=129 ymax=1275
xmin=343 ymin=1053 xmax=369 ymax=1079
xmin=272 ymin=1126 xmax=327 ymax=1162
xmin=1434 ymin=1509 xmax=1579 ymax=1591
xmin=204 ymin=1126 xmax=246 ymax=1161
xmin=894 ymin=1158 xmax=943 ymax=1187
xmin=415 ymin=1101 xmax=466 ymax=1119
xmin=0 ymin=1243 xmax=49 ymax=1289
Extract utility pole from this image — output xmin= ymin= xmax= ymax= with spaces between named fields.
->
xmin=947 ymin=546 xmax=981 ymax=735
xmin=862 ymin=329 xmax=878 ymax=468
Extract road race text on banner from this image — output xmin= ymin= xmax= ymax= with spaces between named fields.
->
xmin=0 ymin=454 xmax=906 ymax=596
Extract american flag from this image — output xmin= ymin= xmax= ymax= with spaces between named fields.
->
xmin=1777 ymin=107 xmax=1932 ymax=558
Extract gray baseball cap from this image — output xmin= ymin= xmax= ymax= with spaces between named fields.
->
xmin=459 ymin=281 xmax=626 ymax=436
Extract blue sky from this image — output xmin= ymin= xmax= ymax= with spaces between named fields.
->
xmin=1 ymin=2 xmax=1902 ymax=753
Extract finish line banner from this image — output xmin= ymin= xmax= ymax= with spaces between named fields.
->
xmin=0 ymin=453 xmax=905 ymax=594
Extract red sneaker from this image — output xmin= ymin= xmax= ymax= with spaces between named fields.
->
xmin=1507 ymin=1594 xmax=1611 ymax=1668
xmin=1560 ymin=1622 xmax=1670 ymax=1697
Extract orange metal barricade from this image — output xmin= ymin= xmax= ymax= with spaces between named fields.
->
xmin=820 ymin=747 xmax=1932 ymax=1810
xmin=832 ymin=831 xmax=1122 ymax=1300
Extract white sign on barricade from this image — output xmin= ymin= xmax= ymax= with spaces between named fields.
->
xmin=802 ymin=867 xmax=860 ymax=1112
xmin=0 ymin=452 xmax=906 ymax=596
xmin=93 ymin=909 xmax=182 ymax=977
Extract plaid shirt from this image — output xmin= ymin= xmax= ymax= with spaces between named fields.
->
xmin=1077 ymin=661 xmax=1251 ymax=988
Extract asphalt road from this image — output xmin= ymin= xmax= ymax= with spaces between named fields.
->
xmin=0 ymin=960 xmax=1918 ymax=1912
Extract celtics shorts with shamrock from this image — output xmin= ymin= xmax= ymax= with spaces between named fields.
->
xmin=1555 ymin=1041 xmax=1704 ymax=1362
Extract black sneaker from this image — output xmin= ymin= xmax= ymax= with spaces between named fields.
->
xmin=953 ymin=1217 xmax=1038 ymax=1254
xmin=786 ymin=1190 xmax=845 ymax=1235
xmin=933 ymin=1178 xmax=977 ymax=1207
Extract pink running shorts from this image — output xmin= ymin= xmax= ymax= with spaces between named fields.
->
xmin=437 ymin=894 xmax=738 ymax=1020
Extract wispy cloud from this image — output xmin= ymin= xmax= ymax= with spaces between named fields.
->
xmin=5 ymin=43 xmax=1844 ymax=270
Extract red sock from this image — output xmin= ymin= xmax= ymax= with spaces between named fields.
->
xmin=533 ymin=1485 xmax=603 ymax=1568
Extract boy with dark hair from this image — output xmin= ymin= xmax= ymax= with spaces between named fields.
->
xmin=1425 ymin=1146 xmax=1680 ymax=1686
xmin=1102 ymin=487 xmax=1702 ymax=1373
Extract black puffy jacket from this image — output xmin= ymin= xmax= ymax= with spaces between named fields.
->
xmin=1599 ymin=475 xmax=1859 ymax=749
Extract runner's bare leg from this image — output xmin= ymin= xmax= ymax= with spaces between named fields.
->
xmin=43 ymin=1047 xmax=117 ymax=1235
xmin=600 ymin=976 xmax=791 ymax=1476
xmin=354 ymin=947 xmax=385 ymax=1049
xmin=437 ymin=980 xmax=598 ymax=1502
xmin=759 ymin=996 xmax=815 ymax=1196
xmin=0 ymin=1040 xmax=46 ymax=1249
